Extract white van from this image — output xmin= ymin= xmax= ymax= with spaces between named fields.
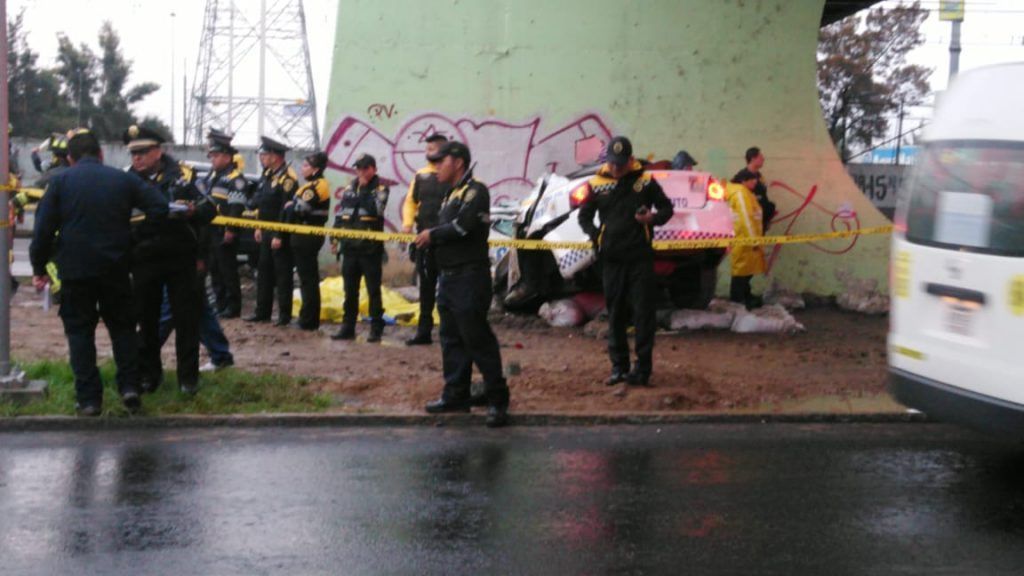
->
xmin=889 ymin=62 xmax=1024 ymax=437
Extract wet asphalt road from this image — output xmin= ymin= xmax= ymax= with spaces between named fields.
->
xmin=1 ymin=424 xmax=1023 ymax=575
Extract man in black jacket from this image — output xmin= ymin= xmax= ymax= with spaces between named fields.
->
xmin=578 ymin=136 xmax=674 ymax=388
xmin=201 ymin=129 xmax=249 ymax=318
xmin=30 ymin=129 xmax=169 ymax=415
xmin=246 ymin=136 xmax=299 ymax=326
xmin=415 ymin=141 xmax=509 ymax=428
xmin=330 ymin=154 xmax=389 ymax=343
xmin=125 ymin=125 xmax=216 ymax=395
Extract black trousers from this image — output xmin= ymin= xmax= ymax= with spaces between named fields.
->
xmin=292 ymin=235 xmax=324 ymax=329
xmin=603 ymin=257 xmax=657 ymax=377
xmin=341 ymin=252 xmax=384 ymax=328
xmin=134 ymin=257 xmax=200 ymax=388
xmin=59 ymin=271 xmax=139 ymax=407
xmin=730 ymin=275 xmax=753 ymax=305
xmin=414 ymin=247 xmax=439 ymax=337
xmin=437 ymin=265 xmax=508 ymax=407
xmin=210 ymin=233 xmax=241 ymax=314
xmin=255 ymin=235 xmax=294 ymax=322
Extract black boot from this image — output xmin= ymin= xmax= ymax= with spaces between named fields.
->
xmin=331 ymin=324 xmax=355 ymax=340
xmin=425 ymin=397 xmax=471 ymax=414
xmin=367 ymin=323 xmax=384 ymax=343
xmin=405 ymin=332 xmax=432 ymax=346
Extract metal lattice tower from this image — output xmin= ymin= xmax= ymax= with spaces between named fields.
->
xmin=186 ymin=0 xmax=320 ymax=148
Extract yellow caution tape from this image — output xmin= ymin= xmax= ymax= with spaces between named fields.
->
xmin=212 ymin=216 xmax=893 ymax=251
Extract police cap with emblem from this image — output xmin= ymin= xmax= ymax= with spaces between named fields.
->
xmin=206 ymin=128 xmax=237 ymax=155
xmin=122 ymin=124 xmax=167 ymax=152
xmin=353 ymin=153 xmax=376 ymax=169
xmin=258 ymin=135 xmax=290 ymax=156
xmin=426 ymin=140 xmax=471 ymax=165
xmin=605 ymin=136 xmax=633 ymax=167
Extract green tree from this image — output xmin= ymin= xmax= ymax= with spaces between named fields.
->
xmin=817 ymin=1 xmax=932 ymax=162
xmin=6 ymin=10 xmax=75 ymax=137
xmin=92 ymin=21 xmax=161 ymax=139
xmin=54 ymin=33 xmax=100 ymax=129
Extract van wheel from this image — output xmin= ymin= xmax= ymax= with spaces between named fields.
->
xmin=668 ymin=264 xmax=718 ymax=310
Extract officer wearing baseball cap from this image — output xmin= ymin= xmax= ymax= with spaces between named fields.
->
xmin=414 ymin=140 xmax=510 ymax=428
xmin=201 ymin=128 xmax=250 ymax=318
xmin=124 ymin=124 xmax=216 ymax=395
xmin=330 ymin=153 xmax=390 ymax=342
xmin=246 ymin=136 xmax=299 ymax=326
xmin=577 ymin=136 xmax=674 ymax=388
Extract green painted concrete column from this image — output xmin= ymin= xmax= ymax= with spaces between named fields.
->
xmin=324 ymin=0 xmax=889 ymax=295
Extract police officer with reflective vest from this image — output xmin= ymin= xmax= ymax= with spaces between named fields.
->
xmin=577 ymin=136 xmax=674 ymax=388
xmin=330 ymin=154 xmax=389 ymax=342
xmin=414 ymin=141 xmax=510 ymax=428
xmin=246 ymin=136 xmax=299 ymax=326
xmin=30 ymin=129 xmax=169 ymax=415
xmin=124 ymin=124 xmax=216 ymax=395
xmin=401 ymin=133 xmax=450 ymax=346
xmin=201 ymin=129 xmax=249 ymax=318
xmin=31 ymin=134 xmax=70 ymax=189
xmin=287 ymin=151 xmax=332 ymax=331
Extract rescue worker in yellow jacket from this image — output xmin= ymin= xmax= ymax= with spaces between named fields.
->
xmin=727 ymin=169 xmax=766 ymax=309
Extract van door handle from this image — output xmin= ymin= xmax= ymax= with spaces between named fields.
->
xmin=925 ymin=283 xmax=986 ymax=305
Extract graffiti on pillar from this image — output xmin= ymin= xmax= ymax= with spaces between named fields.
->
xmin=324 ymin=112 xmax=614 ymax=229
xmin=765 ymin=180 xmax=862 ymax=272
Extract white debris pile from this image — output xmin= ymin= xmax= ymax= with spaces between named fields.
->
xmin=668 ymin=308 xmax=735 ymax=330
xmin=538 ymin=298 xmax=588 ymax=327
xmin=731 ymin=304 xmax=806 ymax=334
xmin=763 ymin=280 xmax=805 ymax=310
xmin=835 ymin=271 xmax=889 ymax=315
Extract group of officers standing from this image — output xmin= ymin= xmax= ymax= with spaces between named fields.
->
xmin=27 ymin=123 xmax=692 ymax=430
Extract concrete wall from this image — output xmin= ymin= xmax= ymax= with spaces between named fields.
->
xmin=322 ymin=0 xmax=889 ymax=295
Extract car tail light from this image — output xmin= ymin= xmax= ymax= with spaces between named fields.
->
xmin=707 ymin=178 xmax=725 ymax=201
xmin=569 ymin=183 xmax=593 ymax=209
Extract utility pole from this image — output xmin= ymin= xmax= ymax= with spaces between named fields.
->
xmin=258 ymin=0 xmax=266 ymax=138
xmin=0 ymin=0 xmax=46 ymax=399
xmin=171 ymin=11 xmax=177 ymax=142
xmin=894 ymin=99 xmax=905 ymax=166
xmin=941 ymin=1 xmax=965 ymax=83
xmin=0 ymin=0 xmax=12 ymax=378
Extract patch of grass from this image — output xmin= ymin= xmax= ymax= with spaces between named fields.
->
xmin=0 ymin=359 xmax=331 ymax=417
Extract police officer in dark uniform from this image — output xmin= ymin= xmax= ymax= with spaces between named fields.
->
xmin=246 ymin=136 xmax=299 ymax=326
xmin=124 ymin=124 xmax=216 ymax=395
xmin=201 ymin=129 xmax=249 ymax=318
xmin=577 ymin=136 xmax=674 ymax=388
xmin=30 ymin=129 xmax=169 ymax=415
xmin=401 ymin=133 xmax=450 ymax=346
xmin=414 ymin=141 xmax=510 ymax=428
xmin=330 ymin=154 xmax=389 ymax=342
xmin=288 ymin=151 xmax=332 ymax=331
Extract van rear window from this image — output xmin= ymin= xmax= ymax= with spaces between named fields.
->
xmin=903 ymin=142 xmax=1024 ymax=256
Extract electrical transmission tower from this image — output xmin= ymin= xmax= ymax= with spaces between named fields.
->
xmin=186 ymin=0 xmax=320 ymax=149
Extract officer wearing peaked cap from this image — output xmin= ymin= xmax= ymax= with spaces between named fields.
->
xmin=201 ymin=128 xmax=250 ymax=319
xmin=30 ymin=128 xmax=169 ymax=415
xmin=330 ymin=153 xmax=389 ymax=343
xmin=124 ymin=124 xmax=216 ymax=395
xmin=414 ymin=141 xmax=510 ymax=428
xmin=578 ymin=136 xmax=674 ymax=389
xmin=246 ymin=136 xmax=299 ymax=326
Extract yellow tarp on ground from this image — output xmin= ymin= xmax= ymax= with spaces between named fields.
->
xmin=292 ymin=276 xmax=439 ymax=327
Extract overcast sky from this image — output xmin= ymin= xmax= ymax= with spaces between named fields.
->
xmin=6 ymin=0 xmax=1023 ymax=146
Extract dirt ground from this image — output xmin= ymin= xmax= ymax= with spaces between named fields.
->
xmin=9 ymin=278 xmax=895 ymax=414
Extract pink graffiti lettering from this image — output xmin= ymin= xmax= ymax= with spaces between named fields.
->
xmin=325 ymin=112 xmax=614 ymax=230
